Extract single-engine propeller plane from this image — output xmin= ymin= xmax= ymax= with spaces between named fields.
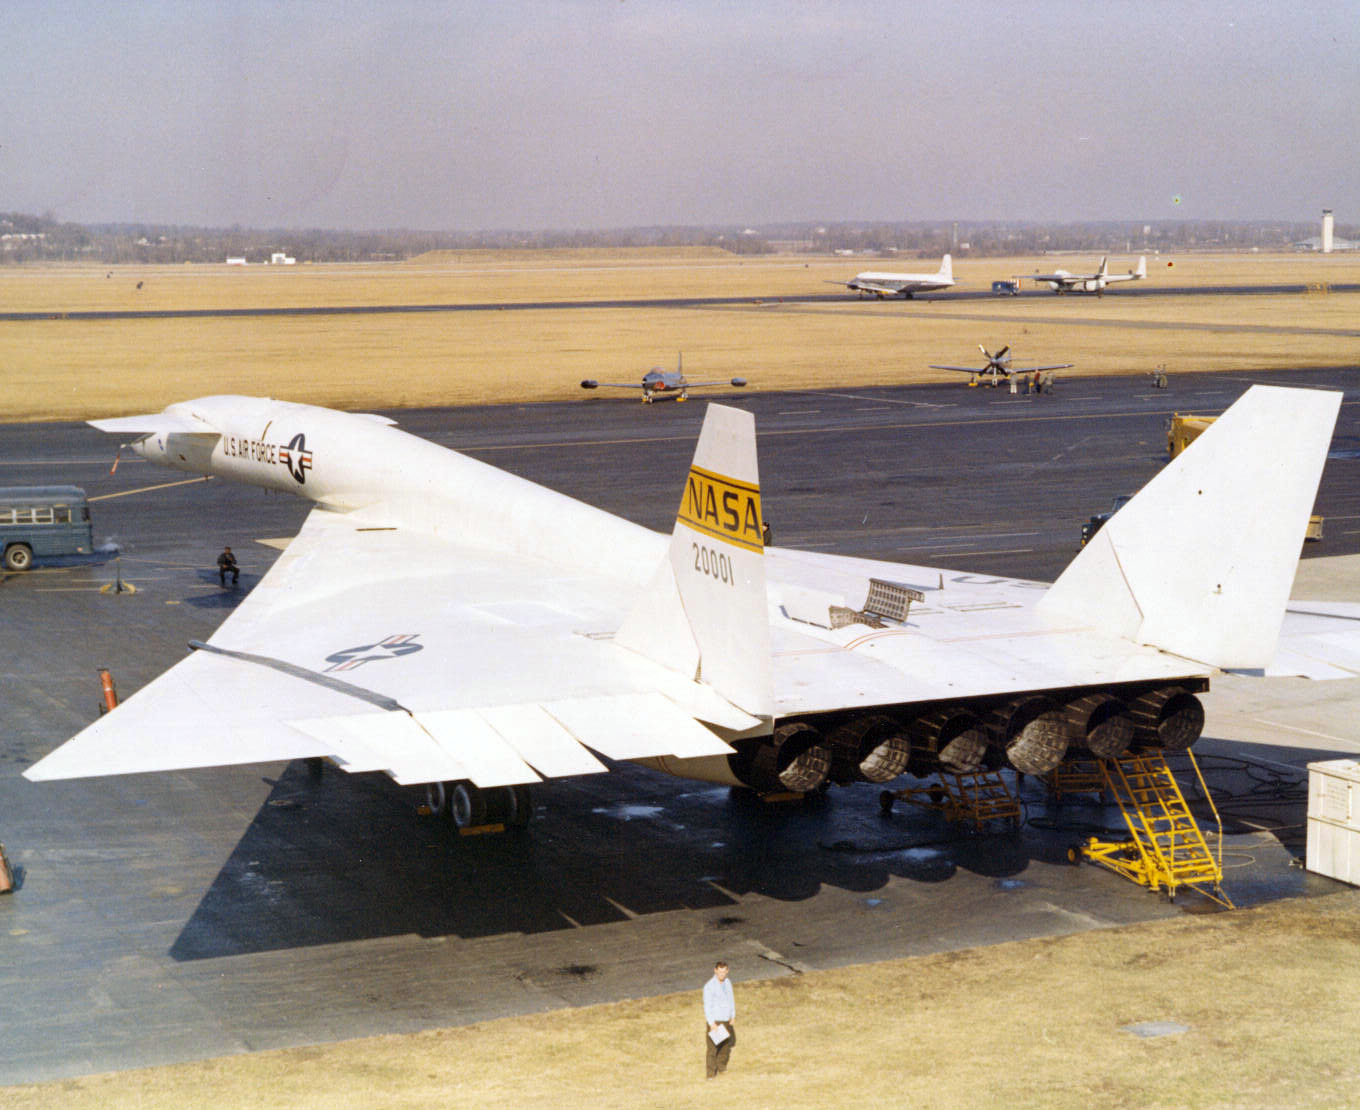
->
xmin=25 ymin=385 xmax=1360 ymax=838
xmin=581 ymin=354 xmax=746 ymax=403
xmin=930 ymin=345 xmax=1075 ymax=387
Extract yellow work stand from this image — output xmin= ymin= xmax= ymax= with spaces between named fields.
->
xmin=881 ymin=769 xmax=1021 ymax=831
xmin=1044 ymin=758 xmax=1106 ymax=802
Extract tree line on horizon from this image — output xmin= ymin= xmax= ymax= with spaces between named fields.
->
xmin=0 ymin=210 xmax=1347 ymax=265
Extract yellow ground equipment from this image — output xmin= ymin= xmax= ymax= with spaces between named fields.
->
xmin=881 ymin=769 xmax=1021 ymax=831
xmin=1070 ymin=750 xmax=1233 ymax=907
xmin=1167 ymin=413 xmax=1216 ymax=458
xmin=1043 ymin=757 xmax=1106 ymax=802
xmin=1167 ymin=415 xmax=1322 ymax=540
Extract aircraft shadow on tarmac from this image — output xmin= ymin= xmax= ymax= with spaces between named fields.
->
xmin=166 ymin=749 xmax=1324 ymax=961
xmin=168 ymin=760 xmax=1070 ymax=961
xmin=181 ymin=569 xmax=256 ymax=608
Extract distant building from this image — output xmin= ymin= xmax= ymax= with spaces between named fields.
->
xmin=1295 ymin=234 xmax=1358 ymax=251
xmin=1295 ymin=209 xmax=1357 ymax=251
xmin=270 ymin=252 xmax=296 ymax=265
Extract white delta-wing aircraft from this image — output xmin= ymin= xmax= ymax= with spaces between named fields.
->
xmin=25 ymin=387 xmax=1360 ymax=830
xmin=1030 ymin=255 xmax=1147 ymax=294
xmin=831 ymin=255 xmax=955 ymax=299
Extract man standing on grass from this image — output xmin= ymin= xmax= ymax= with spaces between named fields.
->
xmin=703 ymin=959 xmax=735 ymax=1078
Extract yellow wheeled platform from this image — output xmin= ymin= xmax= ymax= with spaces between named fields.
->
xmin=1071 ymin=750 xmax=1233 ymax=907
xmin=1043 ymin=758 xmax=1106 ymax=802
xmin=881 ymin=769 xmax=1021 ymax=831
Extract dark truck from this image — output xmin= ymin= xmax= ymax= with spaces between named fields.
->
xmin=1079 ymin=494 xmax=1132 ymax=548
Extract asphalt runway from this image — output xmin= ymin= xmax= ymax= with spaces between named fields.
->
xmin=2 ymin=369 xmax=1358 ymax=1084
xmin=2 ymin=279 xmax=1358 ymax=322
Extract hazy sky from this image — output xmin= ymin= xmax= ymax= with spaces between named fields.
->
xmin=4 ymin=1 xmax=1357 ymax=230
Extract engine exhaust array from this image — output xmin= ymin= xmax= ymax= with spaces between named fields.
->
xmin=736 ymin=683 xmax=1205 ymax=792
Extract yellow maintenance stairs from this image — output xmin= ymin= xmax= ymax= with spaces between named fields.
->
xmin=880 ymin=769 xmax=1021 ymax=831
xmin=1068 ymin=750 xmax=1233 ymax=908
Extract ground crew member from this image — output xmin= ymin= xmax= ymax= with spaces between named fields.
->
xmin=217 ymin=546 xmax=239 ymax=586
xmin=703 ymin=959 xmax=736 ymax=1077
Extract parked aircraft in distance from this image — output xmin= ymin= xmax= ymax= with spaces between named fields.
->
xmin=581 ymin=354 xmax=746 ymax=402
xmin=26 ymin=386 xmax=1358 ymax=838
xmin=831 ymin=254 xmax=955 ymax=299
xmin=1029 ymin=255 xmax=1146 ymax=294
xmin=929 ymin=344 xmax=1074 ymax=387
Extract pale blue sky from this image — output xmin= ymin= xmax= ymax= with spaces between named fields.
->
xmin=3 ymin=1 xmax=1356 ymax=229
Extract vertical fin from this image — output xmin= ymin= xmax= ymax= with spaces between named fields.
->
xmin=615 ymin=404 xmax=772 ymax=717
xmin=939 ymin=254 xmax=953 ymax=281
xmin=1038 ymin=386 xmax=1341 ymax=670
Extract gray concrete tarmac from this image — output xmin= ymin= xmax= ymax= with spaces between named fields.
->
xmin=1 ymin=369 xmax=1358 ymax=1084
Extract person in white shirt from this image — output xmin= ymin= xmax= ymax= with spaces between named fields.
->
xmin=703 ymin=959 xmax=736 ymax=1077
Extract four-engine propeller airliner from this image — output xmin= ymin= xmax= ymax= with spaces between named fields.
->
xmin=1029 ymin=255 xmax=1147 ymax=294
xmin=25 ymin=386 xmax=1359 ymax=834
xmin=929 ymin=345 xmax=1075 ymax=387
xmin=581 ymin=354 xmax=746 ymax=403
xmin=831 ymin=255 xmax=956 ymax=299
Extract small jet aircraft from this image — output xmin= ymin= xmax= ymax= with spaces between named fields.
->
xmin=581 ymin=354 xmax=746 ymax=403
xmin=1029 ymin=255 xmax=1146 ymax=294
xmin=25 ymin=386 xmax=1359 ymax=837
xmin=929 ymin=345 xmax=1075 ymax=388
xmin=830 ymin=254 xmax=955 ymax=299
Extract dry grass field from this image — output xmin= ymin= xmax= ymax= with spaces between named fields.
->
xmin=1 ymin=250 xmax=1357 ymax=421
xmin=5 ymin=889 xmax=1359 ymax=1110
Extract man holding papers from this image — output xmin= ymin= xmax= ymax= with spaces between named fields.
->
xmin=703 ymin=960 xmax=736 ymax=1078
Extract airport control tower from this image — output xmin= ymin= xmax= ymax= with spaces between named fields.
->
xmin=1322 ymin=209 xmax=1334 ymax=253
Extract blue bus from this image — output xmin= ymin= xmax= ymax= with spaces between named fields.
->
xmin=0 ymin=486 xmax=94 ymax=570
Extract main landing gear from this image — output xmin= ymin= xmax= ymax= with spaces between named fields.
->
xmin=423 ymin=780 xmax=534 ymax=833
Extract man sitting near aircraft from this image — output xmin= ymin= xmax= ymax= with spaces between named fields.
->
xmin=216 ymin=545 xmax=239 ymax=586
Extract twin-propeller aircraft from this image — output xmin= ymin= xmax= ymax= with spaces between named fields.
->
xmin=26 ymin=386 xmax=1359 ymax=836
xmin=581 ymin=354 xmax=746 ymax=403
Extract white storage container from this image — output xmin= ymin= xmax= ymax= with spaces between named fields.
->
xmin=1306 ymin=759 xmax=1360 ymax=885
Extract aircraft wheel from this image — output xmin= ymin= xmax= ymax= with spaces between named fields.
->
xmin=449 ymin=781 xmax=486 ymax=829
xmin=1067 ymin=844 xmax=1082 ymax=865
xmin=424 ymin=780 xmax=448 ymax=818
xmin=4 ymin=543 xmax=33 ymax=571
xmin=507 ymin=784 xmax=534 ymax=827
xmin=481 ymin=786 xmax=514 ymax=825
